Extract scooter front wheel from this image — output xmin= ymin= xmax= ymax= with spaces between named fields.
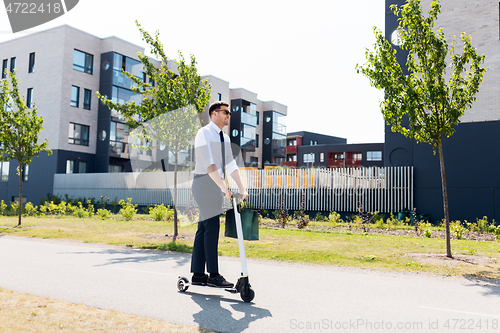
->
xmin=177 ymin=277 xmax=189 ymax=292
xmin=241 ymin=288 xmax=255 ymax=302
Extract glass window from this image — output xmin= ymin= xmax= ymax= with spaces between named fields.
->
xmin=256 ymin=134 xmax=259 ymax=148
xmin=10 ymin=57 xmax=15 ymax=72
xmin=218 ymin=93 xmax=222 ymax=101
xmin=66 ymin=160 xmax=74 ymax=174
xmin=83 ymin=89 xmax=91 ymax=110
xmin=256 ymin=111 xmax=259 ymax=125
xmin=22 ymin=165 xmax=29 ymax=181
xmin=71 ymin=86 xmax=80 ymax=107
xmin=367 ymin=151 xmax=383 ymax=161
xmin=320 ymin=153 xmax=324 ymax=163
xmin=68 ymin=123 xmax=89 ymax=146
xmin=303 ymin=153 xmax=315 ymax=163
xmin=109 ymin=165 xmax=123 ymax=173
xmin=79 ymin=161 xmax=87 ymax=173
xmin=2 ymin=59 xmax=8 ymax=78
xmin=353 ymin=153 xmax=362 ymax=160
xmin=73 ymin=49 xmax=93 ymax=74
xmin=28 ymin=52 xmax=35 ymax=73
xmin=0 ymin=161 xmax=9 ymax=181
xmin=26 ymin=88 xmax=33 ymax=108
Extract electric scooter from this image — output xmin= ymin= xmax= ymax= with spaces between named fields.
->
xmin=177 ymin=193 xmax=255 ymax=302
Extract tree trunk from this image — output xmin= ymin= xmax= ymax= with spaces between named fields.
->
xmin=17 ymin=163 xmax=22 ymax=227
xmin=173 ymin=151 xmax=178 ymax=242
xmin=437 ymin=139 xmax=452 ymax=258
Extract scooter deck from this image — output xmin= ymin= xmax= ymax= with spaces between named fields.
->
xmin=177 ymin=277 xmax=238 ymax=293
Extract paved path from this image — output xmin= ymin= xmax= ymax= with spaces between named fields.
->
xmin=1 ymin=235 xmax=500 ymax=332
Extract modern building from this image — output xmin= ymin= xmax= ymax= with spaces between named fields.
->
xmin=385 ymin=0 xmax=500 ymax=222
xmin=205 ymin=76 xmax=287 ymax=169
xmin=282 ymin=131 xmax=384 ymax=169
xmin=0 ymin=25 xmax=287 ymax=205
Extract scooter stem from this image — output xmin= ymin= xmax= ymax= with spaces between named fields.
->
xmin=233 ymin=196 xmax=248 ymax=277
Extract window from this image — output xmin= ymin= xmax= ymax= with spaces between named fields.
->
xmin=79 ymin=161 xmax=87 ymax=173
xmin=22 ymin=165 xmax=29 ymax=181
xmin=83 ymin=89 xmax=91 ymax=110
xmin=73 ymin=49 xmax=93 ymax=74
xmin=256 ymin=111 xmax=259 ymax=125
xmin=217 ymin=93 xmax=222 ymax=101
xmin=2 ymin=59 xmax=7 ymax=79
xmin=334 ymin=153 xmax=344 ymax=160
xmin=66 ymin=160 xmax=74 ymax=173
xmin=303 ymin=153 xmax=315 ymax=163
xmin=68 ymin=123 xmax=89 ymax=146
xmin=367 ymin=151 xmax=382 ymax=161
xmin=71 ymin=86 xmax=80 ymax=107
xmin=109 ymin=165 xmax=123 ymax=173
xmin=28 ymin=52 xmax=35 ymax=73
xmin=0 ymin=161 xmax=9 ymax=181
xmin=256 ymin=134 xmax=259 ymax=148
xmin=353 ymin=153 xmax=362 ymax=161
xmin=26 ymin=88 xmax=33 ymax=108
xmin=10 ymin=57 xmax=15 ymax=72
xmin=320 ymin=153 xmax=324 ymax=163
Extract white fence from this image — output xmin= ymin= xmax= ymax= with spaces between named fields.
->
xmin=53 ymin=167 xmax=413 ymax=213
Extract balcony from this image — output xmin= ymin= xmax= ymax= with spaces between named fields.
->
xmin=286 ymin=145 xmax=297 ymax=154
xmin=327 ymin=158 xmax=362 ymax=168
xmin=273 ymin=145 xmax=286 ymax=158
xmin=282 ymin=161 xmax=297 ymax=168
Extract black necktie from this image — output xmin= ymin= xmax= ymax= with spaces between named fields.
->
xmin=219 ymin=130 xmax=225 ymax=179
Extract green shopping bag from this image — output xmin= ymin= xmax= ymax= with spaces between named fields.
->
xmin=224 ymin=208 xmax=259 ymax=241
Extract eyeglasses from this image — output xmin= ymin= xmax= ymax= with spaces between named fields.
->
xmin=216 ymin=109 xmax=232 ymax=116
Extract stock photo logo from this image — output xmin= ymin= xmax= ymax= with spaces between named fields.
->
xmin=3 ymin=0 xmax=79 ymax=33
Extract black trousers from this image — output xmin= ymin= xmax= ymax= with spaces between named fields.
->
xmin=190 ymin=174 xmax=224 ymax=274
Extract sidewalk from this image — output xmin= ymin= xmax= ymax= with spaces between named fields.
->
xmin=1 ymin=235 xmax=499 ymax=333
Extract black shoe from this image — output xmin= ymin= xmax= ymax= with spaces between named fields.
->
xmin=207 ymin=275 xmax=234 ymax=288
xmin=192 ymin=274 xmax=208 ymax=285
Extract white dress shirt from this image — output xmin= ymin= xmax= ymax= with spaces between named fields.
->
xmin=194 ymin=121 xmax=238 ymax=178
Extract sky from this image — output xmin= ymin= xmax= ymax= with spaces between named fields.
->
xmin=0 ymin=0 xmax=386 ymax=144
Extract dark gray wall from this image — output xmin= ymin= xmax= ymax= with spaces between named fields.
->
xmin=384 ymin=0 xmax=500 ymax=222
xmin=288 ymin=131 xmax=346 ymax=145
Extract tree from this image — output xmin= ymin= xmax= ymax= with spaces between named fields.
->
xmin=356 ymin=0 xmax=485 ymax=258
xmin=98 ymin=21 xmax=211 ymax=240
xmin=0 ymin=70 xmax=52 ymax=226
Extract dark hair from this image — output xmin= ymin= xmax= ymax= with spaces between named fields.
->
xmin=209 ymin=101 xmax=229 ymax=117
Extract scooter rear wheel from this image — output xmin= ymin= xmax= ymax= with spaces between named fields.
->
xmin=177 ymin=277 xmax=189 ymax=292
xmin=241 ymin=288 xmax=255 ymax=302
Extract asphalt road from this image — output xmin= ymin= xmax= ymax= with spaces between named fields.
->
xmin=1 ymin=235 xmax=500 ymax=333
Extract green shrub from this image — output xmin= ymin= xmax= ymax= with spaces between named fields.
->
xmin=10 ymin=201 xmax=19 ymax=216
xmin=40 ymin=201 xmax=58 ymax=215
xmin=119 ymin=198 xmax=137 ymax=221
xmin=24 ymin=202 xmax=38 ymax=217
xmin=86 ymin=199 xmax=95 ymax=217
xmin=73 ymin=202 xmax=87 ymax=218
xmin=450 ymin=220 xmax=467 ymax=240
xmin=424 ymin=229 xmax=432 ymax=238
xmin=0 ymin=200 xmax=7 ymax=215
xmin=328 ymin=211 xmax=342 ymax=226
xmin=97 ymin=208 xmax=111 ymax=220
xmin=315 ymin=212 xmax=326 ymax=222
xmin=149 ymin=204 xmax=168 ymax=221
xmin=476 ymin=216 xmax=490 ymax=233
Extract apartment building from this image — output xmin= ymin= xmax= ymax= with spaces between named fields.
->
xmin=0 ymin=25 xmax=287 ymax=205
xmin=282 ymin=131 xmax=384 ymax=168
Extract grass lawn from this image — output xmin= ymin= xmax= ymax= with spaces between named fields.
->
xmin=1 ymin=214 xmax=500 ymax=280
xmin=0 ymin=288 xmax=212 ymax=333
